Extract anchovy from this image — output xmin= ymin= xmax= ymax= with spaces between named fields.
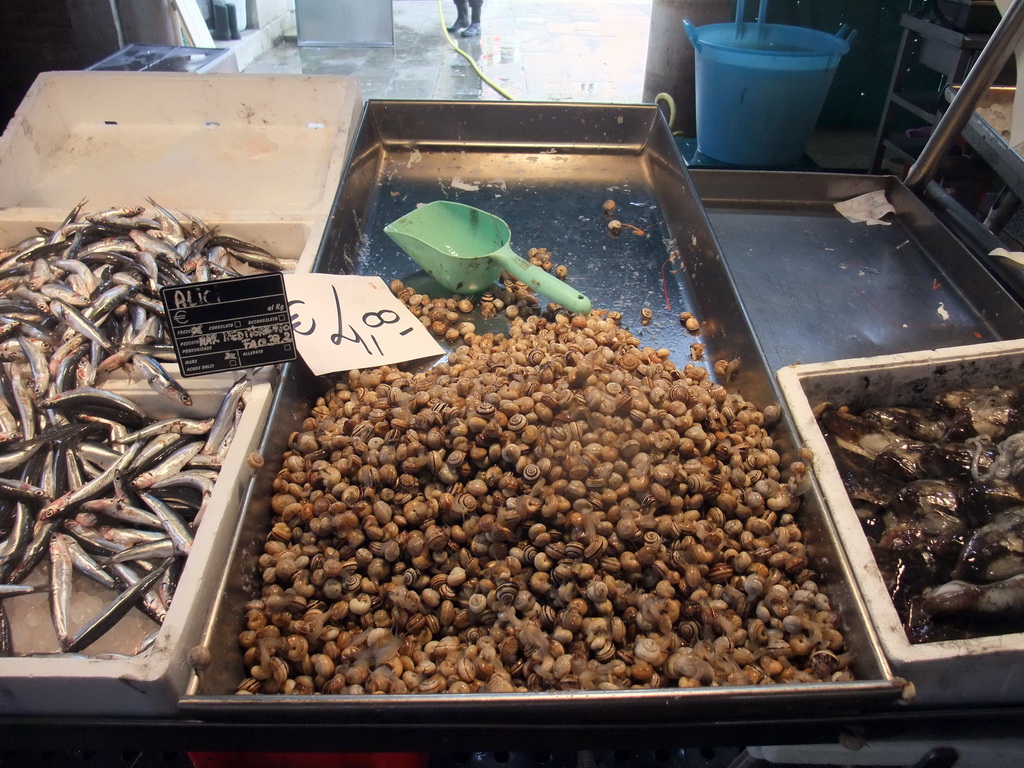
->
xmin=17 ymin=336 xmax=51 ymax=397
xmin=87 ymin=206 xmax=146 ymax=222
xmin=0 ymin=477 xmax=50 ymax=503
xmin=28 ymin=259 xmax=55 ymax=291
xmin=210 ymin=234 xmax=275 ymax=259
xmin=145 ymin=198 xmax=186 ymax=245
xmin=4 ymin=518 xmax=55 ymax=584
xmin=107 ymin=561 xmax=169 ymax=626
xmin=79 ymin=497 xmax=162 ymax=529
xmin=60 ymin=532 xmax=117 ymax=589
xmin=77 ymin=440 xmax=122 ymax=470
xmin=0 ymin=583 xmax=47 ymax=600
xmin=131 ymin=352 xmax=192 ymax=406
xmin=76 ymin=414 xmax=129 ymax=445
xmin=0 ymin=393 xmax=20 ymax=443
xmin=148 ymin=471 xmax=215 ymax=526
xmin=134 ymin=627 xmax=161 ymax=655
xmin=131 ymin=441 xmax=203 ymax=489
xmin=53 ymin=258 xmax=98 ymax=296
xmin=9 ymin=366 xmax=37 ymax=440
xmin=39 ymin=387 xmax=149 ymax=427
xmin=52 ymin=301 xmax=115 ymax=354
xmin=129 ymin=229 xmax=181 ymax=264
xmin=49 ymin=532 xmax=75 ymax=649
xmin=100 ymin=523 xmax=169 ymax=548
xmin=106 ymin=538 xmax=176 ymax=564
xmin=65 ymin=558 xmax=172 ymax=653
xmin=36 ymin=440 xmax=144 ymax=526
xmin=119 ymin=416 xmax=214 ymax=444
xmin=82 ymin=283 xmax=136 ymax=323
xmin=0 ymin=501 xmax=32 ymax=566
xmin=137 ymin=490 xmax=194 ymax=554
xmin=49 ymin=335 xmax=89 ymax=392
xmin=0 ymin=444 xmax=42 ymax=476
xmin=10 ymin=287 xmax=52 ymax=316
xmin=202 ymin=373 xmax=251 ymax=456
xmin=40 ymin=282 xmax=90 ymax=308
xmin=63 ymin=520 xmax=126 ymax=554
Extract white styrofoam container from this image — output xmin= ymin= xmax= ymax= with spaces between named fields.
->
xmin=0 ymin=71 xmax=357 ymax=713
xmin=0 ymin=71 xmax=361 ymax=217
xmin=0 ymin=380 xmax=274 ymax=716
xmin=0 ymin=71 xmax=361 ymax=275
xmin=778 ymin=339 xmax=1024 ymax=705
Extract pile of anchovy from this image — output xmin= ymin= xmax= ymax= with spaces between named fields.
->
xmin=0 ymin=201 xmax=280 ymax=656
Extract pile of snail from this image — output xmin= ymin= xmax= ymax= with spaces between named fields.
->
xmin=236 ymin=292 xmax=852 ymax=695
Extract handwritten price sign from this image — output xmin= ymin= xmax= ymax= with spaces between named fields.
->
xmin=283 ymin=274 xmax=444 ymax=375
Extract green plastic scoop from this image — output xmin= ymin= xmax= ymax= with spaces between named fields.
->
xmin=383 ymin=201 xmax=592 ymax=314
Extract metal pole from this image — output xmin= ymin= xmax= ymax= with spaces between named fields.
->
xmin=905 ymin=0 xmax=1024 ymax=192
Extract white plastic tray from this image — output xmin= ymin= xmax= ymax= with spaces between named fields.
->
xmin=0 ymin=71 xmax=362 ymax=274
xmin=0 ymin=380 xmax=273 ymax=716
xmin=778 ymin=340 xmax=1024 ymax=705
xmin=0 ymin=71 xmax=361 ymax=216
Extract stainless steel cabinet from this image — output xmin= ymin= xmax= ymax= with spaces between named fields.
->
xmin=296 ymin=0 xmax=394 ymax=46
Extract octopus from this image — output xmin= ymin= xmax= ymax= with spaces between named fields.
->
xmin=818 ymin=387 xmax=1024 ymax=643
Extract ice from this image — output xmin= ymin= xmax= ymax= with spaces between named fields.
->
xmin=5 ymin=561 xmax=159 ymax=656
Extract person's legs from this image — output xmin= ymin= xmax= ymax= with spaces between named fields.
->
xmin=447 ymin=0 xmax=470 ymax=33
xmin=461 ymin=0 xmax=482 ymax=36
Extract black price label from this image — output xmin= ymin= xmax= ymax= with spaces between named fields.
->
xmin=161 ymin=273 xmax=296 ymax=378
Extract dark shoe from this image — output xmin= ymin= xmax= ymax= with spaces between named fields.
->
xmin=461 ymin=22 xmax=481 ymax=37
xmin=447 ymin=17 xmax=469 ymax=32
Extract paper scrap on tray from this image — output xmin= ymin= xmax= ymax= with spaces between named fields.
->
xmin=991 ymin=247 xmax=1024 ymax=267
xmin=834 ymin=190 xmax=895 ymax=226
xmin=284 ymin=274 xmax=445 ymax=375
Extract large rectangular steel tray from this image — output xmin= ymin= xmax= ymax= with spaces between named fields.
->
xmin=688 ymin=169 xmax=1024 ymax=373
xmin=181 ymin=101 xmax=903 ymax=724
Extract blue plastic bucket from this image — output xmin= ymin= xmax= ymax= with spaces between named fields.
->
xmin=684 ymin=20 xmax=853 ymax=167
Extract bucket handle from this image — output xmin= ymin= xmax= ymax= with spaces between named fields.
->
xmin=683 ymin=19 xmax=701 ymax=51
xmin=836 ymin=24 xmax=857 ymax=46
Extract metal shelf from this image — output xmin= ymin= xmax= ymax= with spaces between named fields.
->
xmin=871 ymin=13 xmax=998 ymax=173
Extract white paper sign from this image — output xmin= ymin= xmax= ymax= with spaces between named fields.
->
xmin=284 ymin=274 xmax=444 ymax=375
xmin=833 ymin=190 xmax=895 ymax=226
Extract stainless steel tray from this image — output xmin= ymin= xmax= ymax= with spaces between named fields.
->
xmin=688 ymin=169 xmax=1024 ymax=373
xmin=181 ymin=101 xmax=901 ymax=722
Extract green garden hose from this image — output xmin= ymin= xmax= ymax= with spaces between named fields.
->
xmin=438 ymin=0 xmax=515 ymax=100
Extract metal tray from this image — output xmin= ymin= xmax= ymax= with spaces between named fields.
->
xmin=181 ymin=101 xmax=901 ymax=724
xmin=688 ymin=169 xmax=1024 ymax=373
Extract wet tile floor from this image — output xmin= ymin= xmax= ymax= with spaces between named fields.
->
xmin=243 ymin=0 xmax=652 ymax=102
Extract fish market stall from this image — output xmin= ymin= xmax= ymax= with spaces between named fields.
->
xmin=2 ymin=71 xmax=1024 ymax=761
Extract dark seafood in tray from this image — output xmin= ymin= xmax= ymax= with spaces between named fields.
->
xmin=818 ymin=386 xmax=1024 ymax=643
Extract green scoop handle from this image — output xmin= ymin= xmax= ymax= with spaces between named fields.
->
xmin=490 ymin=245 xmax=592 ymax=314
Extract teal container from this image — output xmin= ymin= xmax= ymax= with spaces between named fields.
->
xmin=684 ymin=20 xmax=853 ymax=167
